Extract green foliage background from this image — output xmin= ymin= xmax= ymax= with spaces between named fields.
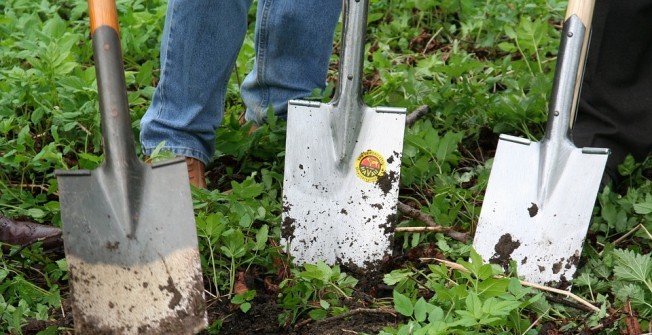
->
xmin=1 ymin=0 xmax=651 ymax=334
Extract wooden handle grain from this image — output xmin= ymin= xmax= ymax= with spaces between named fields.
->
xmin=565 ymin=0 xmax=595 ymax=28
xmin=88 ymin=0 xmax=120 ymax=35
xmin=565 ymin=0 xmax=595 ymax=126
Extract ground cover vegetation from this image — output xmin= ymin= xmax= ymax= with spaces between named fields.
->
xmin=1 ymin=0 xmax=651 ymax=334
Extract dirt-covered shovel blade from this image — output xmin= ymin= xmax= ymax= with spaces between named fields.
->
xmin=281 ymin=0 xmax=406 ymax=270
xmin=54 ymin=1 xmax=207 ymax=333
xmin=473 ymin=0 xmax=609 ymax=285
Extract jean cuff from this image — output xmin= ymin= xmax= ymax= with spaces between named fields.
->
xmin=141 ymin=145 xmax=211 ymax=165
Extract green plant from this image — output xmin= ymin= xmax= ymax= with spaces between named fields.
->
xmin=278 ymin=261 xmax=358 ymax=325
xmin=381 ymin=249 xmax=545 ymax=335
xmin=611 ymin=249 xmax=652 ymax=317
xmin=4 ymin=0 xmax=652 ymax=332
xmin=231 ymin=289 xmax=257 ymax=313
xmin=0 ymin=246 xmax=64 ymax=334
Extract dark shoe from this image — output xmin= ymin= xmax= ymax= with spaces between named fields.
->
xmin=0 ymin=216 xmax=62 ymax=249
xmin=185 ymin=157 xmax=207 ymax=189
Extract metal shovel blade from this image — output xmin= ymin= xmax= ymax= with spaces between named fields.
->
xmin=55 ymin=1 xmax=206 ymax=332
xmin=57 ymin=159 xmax=206 ymax=334
xmin=473 ymin=135 xmax=607 ymax=284
xmin=281 ymin=0 xmax=406 ymax=270
xmin=473 ymin=6 xmax=609 ymax=285
xmin=282 ymin=101 xmax=405 ymax=268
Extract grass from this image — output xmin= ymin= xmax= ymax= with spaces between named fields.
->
xmin=1 ymin=0 xmax=651 ymax=333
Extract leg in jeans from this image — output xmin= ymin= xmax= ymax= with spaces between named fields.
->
xmin=573 ymin=0 xmax=652 ymax=183
xmin=241 ymin=0 xmax=342 ymax=125
xmin=140 ymin=0 xmax=253 ymax=164
xmin=141 ymin=0 xmax=342 ymax=163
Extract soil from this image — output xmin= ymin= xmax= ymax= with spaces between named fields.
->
xmin=204 ymin=295 xmax=402 ymax=335
xmin=17 ymin=235 xmax=456 ymax=335
xmin=22 ymin=254 xmax=406 ymax=335
xmin=202 ymin=255 xmax=407 ymax=335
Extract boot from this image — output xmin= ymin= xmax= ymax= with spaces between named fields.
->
xmin=238 ymin=112 xmax=258 ymax=135
xmin=185 ymin=157 xmax=207 ymax=189
xmin=145 ymin=156 xmax=207 ymax=189
xmin=0 ymin=216 xmax=62 ymax=249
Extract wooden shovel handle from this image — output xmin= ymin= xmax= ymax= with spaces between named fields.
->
xmin=88 ymin=0 xmax=120 ymax=36
xmin=565 ymin=0 xmax=595 ymax=25
xmin=565 ymin=0 xmax=595 ymax=127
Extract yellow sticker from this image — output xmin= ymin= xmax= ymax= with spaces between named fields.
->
xmin=355 ymin=150 xmax=386 ymax=182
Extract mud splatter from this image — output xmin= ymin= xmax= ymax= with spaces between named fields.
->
xmin=159 ymin=277 xmax=182 ymax=309
xmin=105 ymin=241 xmax=119 ymax=251
xmin=376 ymin=170 xmax=397 ymax=195
xmin=281 ymin=216 xmax=296 ymax=240
xmin=340 ymin=208 xmax=348 ymax=215
xmin=521 ymin=257 xmax=527 ymax=265
xmin=552 ymin=259 xmax=564 ymax=274
xmin=538 ymin=265 xmax=546 ymax=272
xmin=489 ymin=234 xmax=521 ymax=270
xmin=527 ymin=203 xmax=538 ymax=217
xmin=381 ymin=213 xmax=397 ymax=235
xmin=565 ymin=250 xmax=580 ymax=270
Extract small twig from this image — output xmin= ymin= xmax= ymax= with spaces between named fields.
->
xmin=312 ymin=308 xmax=397 ymax=327
xmin=405 ymin=105 xmax=430 ymax=127
xmin=421 ymin=27 xmax=443 ymax=56
xmin=395 ymin=226 xmax=448 ymax=233
xmin=640 ymin=224 xmax=652 ymax=241
xmin=407 ymin=274 xmax=435 ymax=294
xmin=76 ymin=122 xmax=91 ymax=135
xmin=203 ymin=289 xmax=217 ymax=299
xmin=545 ymin=295 xmax=595 ymax=312
xmin=292 ymin=308 xmax=398 ymax=329
xmin=9 ymin=183 xmax=51 ymax=193
xmin=425 ymin=258 xmax=602 ymax=313
xmin=396 ymin=202 xmax=470 ymax=242
xmin=34 ymin=131 xmax=49 ymax=139
xmin=520 ymin=308 xmax=549 ymax=335
xmin=598 ymin=224 xmax=652 ymax=256
xmin=294 ymin=318 xmax=313 ymax=329
xmin=397 ymin=202 xmax=437 ymax=226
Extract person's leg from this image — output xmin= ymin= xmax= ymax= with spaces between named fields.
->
xmin=140 ymin=0 xmax=253 ymax=165
xmin=241 ymin=0 xmax=342 ymax=125
xmin=573 ymin=0 xmax=652 ymax=184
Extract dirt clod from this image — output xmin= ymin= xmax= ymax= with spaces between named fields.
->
xmin=490 ymin=234 xmax=521 ymax=270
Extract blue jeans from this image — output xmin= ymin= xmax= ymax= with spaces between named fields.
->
xmin=140 ymin=0 xmax=341 ymax=164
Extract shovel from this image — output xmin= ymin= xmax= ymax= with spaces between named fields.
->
xmin=281 ymin=0 xmax=406 ymax=270
xmin=55 ymin=0 xmax=207 ymax=333
xmin=473 ymin=0 xmax=609 ymax=285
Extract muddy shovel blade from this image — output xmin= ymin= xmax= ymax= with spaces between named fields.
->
xmin=57 ymin=160 xmax=206 ymax=334
xmin=473 ymin=0 xmax=609 ymax=285
xmin=55 ymin=1 xmax=206 ymax=333
xmin=282 ymin=102 xmax=405 ymax=268
xmin=281 ymin=0 xmax=406 ymax=270
xmin=473 ymin=136 xmax=607 ymax=284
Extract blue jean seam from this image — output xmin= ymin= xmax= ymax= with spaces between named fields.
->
xmin=254 ymin=0 xmax=272 ymax=114
xmin=156 ymin=0 xmax=179 ymax=119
